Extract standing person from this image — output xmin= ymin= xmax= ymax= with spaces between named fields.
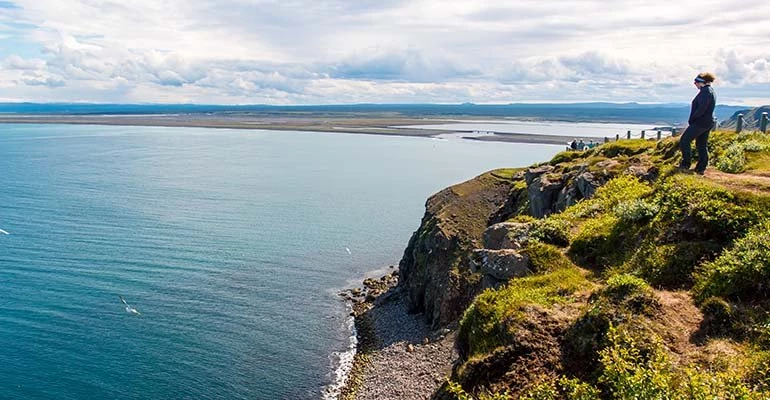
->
xmin=679 ymin=72 xmax=716 ymax=175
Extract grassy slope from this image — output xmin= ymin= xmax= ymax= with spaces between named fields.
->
xmin=437 ymin=131 xmax=770 ymax=399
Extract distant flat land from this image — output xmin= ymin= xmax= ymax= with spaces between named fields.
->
xmin=0 ymin=112 xmax=576 ymax=145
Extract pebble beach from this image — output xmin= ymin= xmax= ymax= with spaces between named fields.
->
xmin=340 ymin=271 xmax=457 ymax=400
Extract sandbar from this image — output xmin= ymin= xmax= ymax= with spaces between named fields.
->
xmin=0 ymin=112 xmax=579 ymax=146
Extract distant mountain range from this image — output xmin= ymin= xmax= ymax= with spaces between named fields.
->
xmin=720 ymin=105 xmax=770 ymax=130
xmin=0 ymin=102 xmax=749 ymax=126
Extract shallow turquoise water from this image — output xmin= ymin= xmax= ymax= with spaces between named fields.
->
xmin=0 ymin=124 xmax=561 ymax=399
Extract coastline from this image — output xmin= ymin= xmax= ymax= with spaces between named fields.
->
xmin=0 ymin=114 xmax=577 ymax=146
xmin=338 ymin=270 xmax=456 ymax=400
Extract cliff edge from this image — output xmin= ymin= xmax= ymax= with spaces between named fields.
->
xmin=393 ymin=130 xmax=770 ymax=399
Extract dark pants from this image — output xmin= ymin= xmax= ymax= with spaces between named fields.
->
xmin=679 ymin=125 xmax=711 ymax=173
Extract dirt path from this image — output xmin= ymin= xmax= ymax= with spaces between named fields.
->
xmin=654 ymin=289 xmax=742 ymax=367
xmin=704 ymin=170 xmax=770 ymax=193
xmin=654 ymin=290 xmax=703 ymax=359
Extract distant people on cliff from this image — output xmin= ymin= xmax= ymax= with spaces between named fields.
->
xmin=569 ymin=139 xmax=578 ymax=151
xmin=679 ymin=72 xmax=716 ymax=175
xmin=577 ymin=139 xmax=586 ymax=151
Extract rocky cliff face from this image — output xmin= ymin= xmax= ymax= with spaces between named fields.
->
xmin=399 ymin=146 xmax=660 ymax=328
xmin=398 ymin=170 xmax=516 ymax=328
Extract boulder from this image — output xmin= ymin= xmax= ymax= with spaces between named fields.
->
xmin=574 ymin=172 xmax=601 ymax=199
xmin=471 ymin=249 xmax=532 ymax=281
xmin=525 ymin=165 xmax=555 ymax=185
xmin=482 ymin=222 xmax=530 ymax=250
xmin=627 ymin=164 xmax=659 ymax=182
xmin=528 ymin=175 xmax=564 ymax=218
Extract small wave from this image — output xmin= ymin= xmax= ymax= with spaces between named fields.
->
xmin=321 ymin=308 xmax=358 ymax=400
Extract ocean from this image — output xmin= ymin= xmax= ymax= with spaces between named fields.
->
xmin=0 ymin=124 xmax=561 ymax=399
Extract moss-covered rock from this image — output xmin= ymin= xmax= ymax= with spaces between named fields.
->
xmin=458 ymin=266 xmax=590 ymax=358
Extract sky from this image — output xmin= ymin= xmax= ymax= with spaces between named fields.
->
xmin=0 ymin=0 xmax=769 ymax=105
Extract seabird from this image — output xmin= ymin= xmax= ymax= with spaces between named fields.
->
xmin=0 ymin=229 xmax=8 ymax=235
xmin=345 ymin=247 xmax=351 ymax=255
xmin=119 ymin=296 xmax=141 ymax=316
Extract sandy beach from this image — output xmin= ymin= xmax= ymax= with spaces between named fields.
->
xmin=0 ymin=113 xmax=577 ymax=146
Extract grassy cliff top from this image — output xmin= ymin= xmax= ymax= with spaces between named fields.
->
xmin=437 ymin=130 xmax=770 ymax=399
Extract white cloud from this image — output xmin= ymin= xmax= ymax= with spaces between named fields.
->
xmin=0 ymin=0 xmax=768 ymax=104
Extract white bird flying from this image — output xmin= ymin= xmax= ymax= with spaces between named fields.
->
xmin=119 ymin=296 xmax=141 ymax=316
xmin=345 ymin=247 xmax=351 ymax=255
xmin=0 ymin=228 xmax=8 ymax=235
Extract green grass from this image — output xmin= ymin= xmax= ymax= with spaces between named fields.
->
xmin=458 ymin=265 xmax=590 ymax=357
xmin=746 ymin=152 xmax=770 ymax=174
xmin=595 ymin=139 xmax=657 ymax=158
xmin=523 ymin=242 xmax=575 ymax=273
xmin=562 ymin=175 xmax=653 ymax=220
xmin=490 ymin=168 xmax=525 ymax=180
xmin=549 ymin=150 xmax=589 ymax=166
xmin=694 ymin=220 xmax=770 ymax=302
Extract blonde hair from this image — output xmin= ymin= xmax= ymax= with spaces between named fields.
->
xmin=698 ymin=72 xmax=716 ymax=83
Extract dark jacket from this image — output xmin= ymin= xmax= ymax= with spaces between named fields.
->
xmin=688 ymin=85 xmax=716 ymax=129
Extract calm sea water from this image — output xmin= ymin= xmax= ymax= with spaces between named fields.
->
xmin=0 ymin=124 xmax=561 ymax=399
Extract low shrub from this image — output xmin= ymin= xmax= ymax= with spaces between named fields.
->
xmin=694 ymin=221 xmax=770 ymax=302
xmin=598 ymin=325 xmax=671 ymax=399
xmin=521 ymin=377 xmax=601 ymax=400
xmin=597 ymin=325 xmax=760 ymax=399
xmin=530 ymin=217 xmax=571 ymax=247
xmin=613 ymin=198 xmax=659 ymax=223
xmin=700 ymin=296 xmax=735 ymax=337
xmin=507 ymin=214 xmax=536 ymax=224
xmin=439 ymin=379 xmax=512 ymax=400
xmin=716 ymin=142 xmax=747 ymax=173
xmin=742 ymin=139 xmax=769 ymax=153
xmin=600 ymin=274 xmax=658 ymax=314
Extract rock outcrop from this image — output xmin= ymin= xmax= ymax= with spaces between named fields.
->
xmin=470 ymin=249 xmax=531 ymax=288
xmin=398 ymin=170 xmax=518 ymax=328
xmin=481 ymin=222 xmax=529 ymax=250
xmin=399 ymin=146 xmax=660 ymax=329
